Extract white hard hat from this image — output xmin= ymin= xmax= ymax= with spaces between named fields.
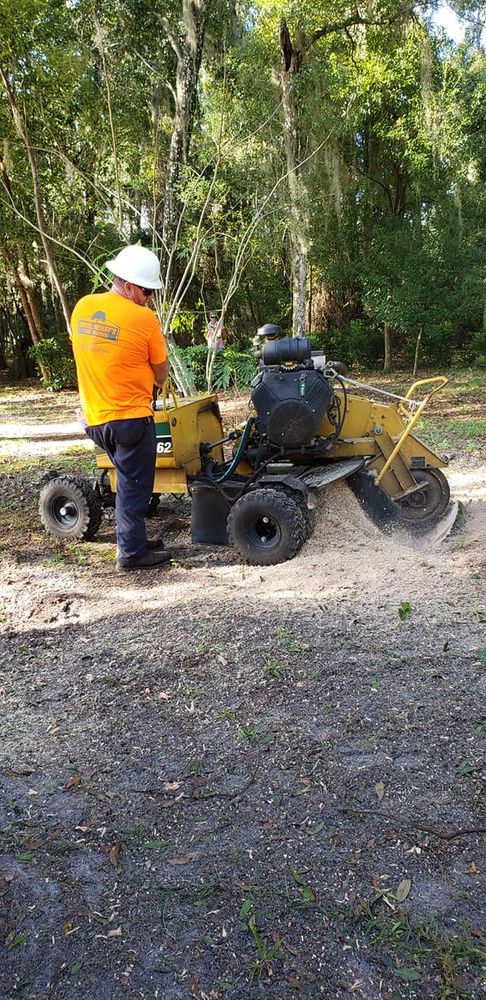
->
xmin=106 ymin=245 xmax=162 ymax=289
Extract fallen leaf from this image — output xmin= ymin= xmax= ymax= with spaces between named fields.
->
xmin=108 ymin=842 xmax=122 ymax=868
xmin=286 ymin=976 xmax=302 ymax=990
xmin=375 ymin=781 xmax=385 ymax=801
xmin=163 ymin=781 xmax=181 ymax=791
xmin=396 ymin=967 xmax=421 ymax=981
xmin=158 ymin=691 xmax=170 ymax=700
xmin=65 ymin=774 xmax=82 ymax=791
xmin=107 ymin=926 xmax=122 ymax=937
xmin=217 ymin=654 xmax=228 ymax=666
xmin=168 ymin=852 xmax=199 ymax=865
xmin=396 ymin=878 xmax=412 ymax=902
xmin=189 ymin=973 xmax=199 ymax=995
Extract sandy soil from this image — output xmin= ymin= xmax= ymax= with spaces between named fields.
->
xmin=0 ymin=408 xmax=485 ymax=999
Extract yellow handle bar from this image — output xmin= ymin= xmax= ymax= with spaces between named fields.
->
xmin=159 ymin=379 xmax=179 ymax=414
xmin=376 ymin=375 xmax=447 ymax=487
xmin=403 ymin=375 xmax=448 ymax=401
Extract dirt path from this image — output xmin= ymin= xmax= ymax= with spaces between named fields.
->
xmin=0 ymin=409 xmax=485 ymax=998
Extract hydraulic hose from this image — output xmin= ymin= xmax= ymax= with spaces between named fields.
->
xmin=208 ymin=417 xmax=254 ymax=483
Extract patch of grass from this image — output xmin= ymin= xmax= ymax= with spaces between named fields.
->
xmin=237 ymin=724 xmax=276 ymax=746
xmin=5 ymin=929 xmax=29 ymax=950
xmin=192 ymin=882 xmax=222 ymax=907
xmin=180 ymin=682 xmax=204 ymax=699
xmin=247 ymin=914 xmax=283 ymax=980
xmin=417 ymin=416 xmax=486 ymax=456
xmin=0 ymin=444 xmax=94 ymax=477
xmin=263 ymin=656 xmax=283 ymax=680
xmin=274 ymin=626 xmax=307 ymax=654
xmin=359 ymin=905 xmax=485 ymax=999
xmin=368 ymin=368 xmax=486 ymax=457
xmin=185 ymin=757 xmax=204 ymax=776
xmin=214 ymin=707 xmax=237 ymax=721
xmin=143 ymin=839 xmax=171 ymax=852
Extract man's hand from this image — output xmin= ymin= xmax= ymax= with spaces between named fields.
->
xmin=151 ymin=360 xmax=169 ymax=388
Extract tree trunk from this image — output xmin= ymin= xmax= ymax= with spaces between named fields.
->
xmin=412 ymin=328 xmax=422 ymax=377
xmin=383 ymin=323 xmax=392 ymax=373
xmin=279 ymin=19 xmax=308 ymax=337
xmin=0 ymin=246 xmax=50 ymax=380
xmin=16 ymin=244 xmax=44 ymax=344
xmin=0 ymin=64 xmax=72 ymax=333
xmin=158 ymin=0 xmax=211 ymax=295
xmin=0 ymin=155 xmax=46 ymax=346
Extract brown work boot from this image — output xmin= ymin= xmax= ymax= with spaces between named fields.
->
xmin=117 ymin=551 xmax=171 ymax=570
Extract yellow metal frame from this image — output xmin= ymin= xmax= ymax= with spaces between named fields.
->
xmin=316 ymin=374 xmax=448 ymax=500
xmin=375 ymin=376 xmax=448 ymax=486
xmin=93 ymin=383 xmax=225 ymax=495
xmin=92 ymin=375 xmax=448 ymax=504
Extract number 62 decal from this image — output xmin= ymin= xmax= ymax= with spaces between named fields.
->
xmin=156 ymin=436 xmax=172 ymax=454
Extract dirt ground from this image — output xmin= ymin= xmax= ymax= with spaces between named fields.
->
xmin=0 ymin=382 xmax=485 ymax=999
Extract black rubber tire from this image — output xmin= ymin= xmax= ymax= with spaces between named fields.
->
xmin=395 ymin=468 xmax=450 ymax=528
xmin=227 ymin=487 xmax=307 ymax=565
xmin=39 ymin=475 xmax=103 ymax=541
xmin=272 ymin=485 xmax=315 ymax=540
xmin=146 ymin=494 xmax=161 ymax=518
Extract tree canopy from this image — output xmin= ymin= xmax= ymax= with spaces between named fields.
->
xmin=0 ymin=0 xmax=485 ymax=381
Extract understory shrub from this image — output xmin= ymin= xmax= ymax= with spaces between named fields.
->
xmin=466 ymin=330 xmax=486 ymax=367
xmin=29 ymin=338 xmax=77 ymax=390
xmin=309 ymin=322 xmax=383 ymax=368
xmin=178 ymin=345 xmax=256 ymax=390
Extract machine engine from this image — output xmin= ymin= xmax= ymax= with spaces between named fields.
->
xmin=250 ymin=329 xmax=334 ymax=448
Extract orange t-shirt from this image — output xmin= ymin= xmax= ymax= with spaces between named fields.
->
xmin=70 ymin=292 xmax=167 ymax=426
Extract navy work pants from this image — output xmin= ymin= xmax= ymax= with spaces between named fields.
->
xmin=86 ymin=417 xmax=156 ymax=561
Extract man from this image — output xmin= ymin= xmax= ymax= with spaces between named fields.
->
xmin=70 ymin=245 xmax=170 ymax=570
xmin=205 ymin=310 xmax=225 ymax=352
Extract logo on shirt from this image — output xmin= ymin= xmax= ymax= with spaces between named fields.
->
xmin=78 ymin=311 xmax=120 ymax=342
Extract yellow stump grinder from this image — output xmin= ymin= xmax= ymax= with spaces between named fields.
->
xmin=39 ymin=325 xmax=453 ymax=564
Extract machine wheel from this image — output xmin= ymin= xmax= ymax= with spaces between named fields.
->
xmin=227 ymin=487 xmax=307 ymax=565
xmin=98 ymin=470 xmax=116 ymax=508
xmin=39 ymin=475 xmax=103 ymax=541
xmin=395 ymin=468 xmax=450 ymax=528
xmin=146 ymin=494 xmax=161 ymax=517
xmin=273 ymin=485 xmax=315 ymax=539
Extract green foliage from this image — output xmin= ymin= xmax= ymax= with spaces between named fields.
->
xmin=28 ymin=339 xmax=76 ymax=390
xmin=1 ymin=0 xmax=486 ymax=378
xmin=178 ymin=345 xmax=256 ymax=391
xmin=398 ymin=601 xmax=413 ymax=622
xmin=465 ymin=331 xmax=486 ymax=366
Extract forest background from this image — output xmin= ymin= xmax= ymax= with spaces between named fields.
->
xmin=0 ymin=0 xmax=485 ymax=393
